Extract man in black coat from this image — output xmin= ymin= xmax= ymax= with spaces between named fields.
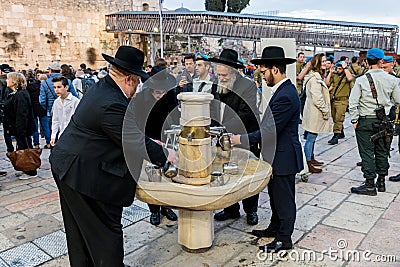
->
xmin=231 ymin=46 xmax=304 ymax=253
xmin=209 ymin=49 xmax=261 ymax=225
xmin=49 ymin=46 xmax=178 ymax=266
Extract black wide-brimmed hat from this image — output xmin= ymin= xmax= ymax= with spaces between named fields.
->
xmin=251 ymin=46 xmax=296 ymax=65
xmin=144 ymin=68 xmax=177 ymax=91
xmin=209 ymin=49 xmax=245 ymax=69
xmin=102 ymin=46 xmax=148 ymax=78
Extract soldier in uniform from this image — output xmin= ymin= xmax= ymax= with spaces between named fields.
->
xmin=394 ymin=58 xmax=400 ymax=76
xmin=349 ymin=48 xmax=400 ymax=196
xmin=349 ymin=56 xmax=362 ymax=76
xmin=326 ymin=60 xmax=354 ymax=144
xmin=296 ymin=52 xmax=305 ymax=94
xmin=382 ymin=56 xmax=398 ymax=77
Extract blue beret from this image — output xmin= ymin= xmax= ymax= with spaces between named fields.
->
xmin=366 ymin=48 xmax=384 ymax=59
xmin=195 ymin=52 xmax=210 ymax=61
xmin=305 ymin=56 xmax=313 ymax=63
xmin=383 ymin=56 xmax=393 ymax=63
xmin=335 ymin=61 xmax=344 ymax=67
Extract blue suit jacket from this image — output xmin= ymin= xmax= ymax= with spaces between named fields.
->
xmin=242 ymin=79 xmax=303 ymax=175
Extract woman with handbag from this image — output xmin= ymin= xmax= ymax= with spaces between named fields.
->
xmin=4 ymin=72 xmax=38 ymax=179
xmin=302 ymin=54 xmax=333 ymax=173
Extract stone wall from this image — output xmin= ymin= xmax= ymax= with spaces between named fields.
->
xmin=0 ymin=0 xmax=158 ymax=70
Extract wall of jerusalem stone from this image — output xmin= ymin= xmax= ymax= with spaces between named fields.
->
xmin=0 ymin=0 xmax=158 ymax=70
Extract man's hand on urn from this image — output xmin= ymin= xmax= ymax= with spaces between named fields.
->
xmin=167 ymin=148 xmax=179 ymax=165
xmin=230 ymin=134 xmax=241 ymax=146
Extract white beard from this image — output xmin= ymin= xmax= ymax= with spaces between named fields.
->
xmin=217 ymin=75 xmax=237 ymax=95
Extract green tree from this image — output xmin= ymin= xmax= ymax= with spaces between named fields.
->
xmin=227 ymin=0 xmax=250 ymax=13
xmin=205 ymin=0 xmax=226 ymax=12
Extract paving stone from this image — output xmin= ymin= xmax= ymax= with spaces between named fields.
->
xmin=132 ymin=199 xmax=150 ymax=211
xmin=306 ymin=172 xmax=341 ymax=187
xmin=5 ymin=191 xmax=59 ymax=212
xmin=2 ymin=214 xmax=63 ymax=246
xmin=258 ymin=191 xmax=269 ymax=205
xmin=0 ymin=242 xmax=51 ymax=267
xmin=9 ymin=185 xmax=32 ymax=193
xmin=322 ymin=165 xmax=354 ymax=175
xmin=0 ymin=213 xmax=29 ymax=232
xmin=298 ymin=224 xmax=365 ymax=254
xmin=0 ymin=208 xmax=11 ymax=219
xmin=0 ymin=233 xmax=14 ymax=252
xmin=296 ymin=183 xmax=326 ymax=196
xmin=358 ymin=219 xmax=400 ymax=257
xmin=323 ymin=202 xmax=385 ymax=233
xmin=385 ymin=180 xmax=400 ymax=194
xmin=295 ymin=205 xmax=330 ymax=232
xmin=296 ymin=193 xmax=315 ymax=209
xmin=123 ymin=220 xmax=167 ymax=255
xmin=343 ymin=170 xmax=365 ymax=182
xmin=0 ymin=187 xmax=49 ymax=206
xmin=382 ymin=201 xmax=400 ymax=222
xmin=122 ymin=205 xmax=151 ymax=223
xmin=32 ymin=230 xmax=67 ymax=258
xmin=2 ymin=177 xmax=42 ymax=190
xmin=329 ymin=178 xmax=356 ymax=194
xmin=230 ymin=207 xmax=272 ymax=232
xmin=346 ymin=192 xmax=396 ymax=209
xmin=51 ymin=212 xmax=63 ymax=222
xmin=0 ymin=257 xmax=7 ymax=267
xmin=21 ymin=200 xmax=61 ymax=218
xmin=124 ymin=232 xmax=183 ymax=266
xmin=38 ymin=255 xmax=70 ymax=267
xmin=308 ymin=190 xmax=348 ymax=210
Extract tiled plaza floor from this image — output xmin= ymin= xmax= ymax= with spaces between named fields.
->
xmin=0 ymin=117 xmax=399 ymax=266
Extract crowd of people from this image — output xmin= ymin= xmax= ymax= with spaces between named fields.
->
xmin=0 ymin=43 xmax=399 ymax=266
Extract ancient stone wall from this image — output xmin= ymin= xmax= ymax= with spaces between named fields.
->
xmin=0 ymin=0 xmax=158 ymax=70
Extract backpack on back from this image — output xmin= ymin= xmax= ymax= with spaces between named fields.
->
xmin=80 ymin=76 xmax=95 ymax=95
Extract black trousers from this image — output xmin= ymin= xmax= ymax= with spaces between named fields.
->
xmin=267 ymin=174 xmax=296 ymax=243
xmin=53 ymin=172 xmax=125 ymax=267
xmin=224 ymin=193 xmax=259 ymax=214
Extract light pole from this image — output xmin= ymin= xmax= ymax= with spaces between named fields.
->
xmin=159 ymin=0 xmax=164 ymax=58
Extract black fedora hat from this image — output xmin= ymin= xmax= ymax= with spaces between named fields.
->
xmin=251 ymin=46 xmax=296 ymax=65
xmin=209 ymin=49 xmax=245 ymax=69
xmin=102 ymin=46 xmax=148 ymax=78
xmin=144 ymin=68 xmax=177 ymax=91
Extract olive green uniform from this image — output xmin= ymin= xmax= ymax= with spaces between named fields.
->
xmin=349 ymin=63 xmax=362 ymax=76
xmin=330 ymin=72 xmax=352 ymax=134
xmin=296 ymin=61 xmax=304 ymax=94
xmin=349 ymin=69 xmax=400 ymax=180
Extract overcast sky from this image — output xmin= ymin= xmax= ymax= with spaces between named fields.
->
xmin=164 ymin=0 xmax=400 ymax=27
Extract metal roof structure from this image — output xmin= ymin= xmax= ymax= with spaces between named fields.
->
xmin=105 ymin=11 xmax=399 ymax=53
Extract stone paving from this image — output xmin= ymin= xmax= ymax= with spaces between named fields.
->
xmin=0 ymin=117 xmax=399 ymax=266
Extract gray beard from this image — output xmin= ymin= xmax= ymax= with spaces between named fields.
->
xmin=217 ymin=75 xmax=237 ymax=95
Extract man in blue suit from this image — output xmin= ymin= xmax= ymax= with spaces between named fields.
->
xmin=231 ymin=46 xmax=303 ymax=253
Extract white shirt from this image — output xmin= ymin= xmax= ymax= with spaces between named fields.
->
xmin=193 ymin=75 xmax=213 ymax=93
xmin=51 ymin=93 xmax=80 ymax=139
xmin=270 ymin=78 xmax=289 ymax=95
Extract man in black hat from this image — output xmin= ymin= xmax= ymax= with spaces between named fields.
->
xmin=50 ymin=46 xmax=178 ymax=266
xmin=209 ymin=49 xmax=261 ymax=225
xmin=231 ymin=46 xmax=303 ymax=253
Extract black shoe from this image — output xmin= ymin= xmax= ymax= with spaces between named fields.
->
xmin=161 ymin=207 xmax=177 ymax=221
xmin=259 ymin=240 xmax=293 ymax=253
xmin=150 ymin=212 xmax=161 ymax=225
xmin=389 ymin=174 xmax=400 ymax=182
xmin=246 ymin=212 xmax=258 ymax=225
xmin=214 ymin=210 xmax=240 ymax=221
xmin=251 ymin=228 xmax=277 ymax=238
xmin=351 ymin=183 xmax=377 ymax=196
xmin=0 ymin=171 xmax=7 ymax=177
xmin=356 ymin=161 xmax=362 ymax=167
xmin=328 ymin=135 xmax=339 ymax=145
xmin=338 ymin=132 xmax=345 ymax=139
xmin=376 ymin=177 xmax=386 ymax=192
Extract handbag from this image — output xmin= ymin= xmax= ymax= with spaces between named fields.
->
xmin=6 ymin=139 xmax=42 ymax=171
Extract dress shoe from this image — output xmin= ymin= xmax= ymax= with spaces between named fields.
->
xmin=328 ymin=134 xmax=339 ymax=145
xmin=251 ymin=228 xmax=277 ymax=238
xmin=310 ymin=156 xmax=324 ymax=166
xmin=351 ymin=181 xmax=377 ymax=196
xmin=375 ymin=176 xmax=386 ymax=192
xmin=356 ymin=161 xmax=362 ymax=167
xmin=259 ymin=240 xmax=293 ymax=253
xmin=160 ymin=207 xmax=177 ymax=221
xmin=0 ymin=171 xmax=7 ymax=177
xmin=246 ymin=212 xmax=258 ymax=225
xmin=150 ymin=212 xmax=161 ymax=225
xmin=389 ymin=174 xmax=400 ymax=182
xmin=307 ymin=161 xmax=322 ymax=173
xmin=214 ymin=210 xmax=240 ymax=221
